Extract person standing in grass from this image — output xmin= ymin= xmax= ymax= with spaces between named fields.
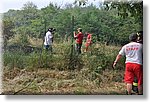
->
xmin=113 ymin=33 xmax=143 ymax=95
xmin=44 ymin=28 xmax=53 ymax=52
xmin=84 ymin=32 xmax=92 ymax=52
xmin=74 ymin=28 xmax=84 ymax=54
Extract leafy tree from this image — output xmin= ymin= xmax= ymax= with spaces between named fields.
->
xmin=7 ymin=2 xmax=41 ymax=38
xmin=103 ymin=0 xmax=143 ymax=29
xmin=2 ymin=1 xmax=141 ymax=46
xmin=74 ymin=0 xmax=88 ymax=6
xmin=3 ymin=18 xmax=14 ymax=48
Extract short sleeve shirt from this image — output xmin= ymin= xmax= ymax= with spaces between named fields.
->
xmin=44 ymin=31 xmax=53 ymax=45
xmin=86 ymin=34 xmax=92 ymax=44
xmin=119 ymin=42 xmax=143 ymax=65
xmin=76 ymin=32 xmax=83 ymax=44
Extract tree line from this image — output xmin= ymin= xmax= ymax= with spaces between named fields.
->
xmin=2 ymin=1 xmax=142 ymax=47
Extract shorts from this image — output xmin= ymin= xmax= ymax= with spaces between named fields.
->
xmin=85 ymin=43 xmax=91 ymax=47
xmin=124 ymin=63 xmax=143 ymax=86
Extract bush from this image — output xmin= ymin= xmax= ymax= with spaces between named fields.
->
xmin=4 ymin=42 xmax=124 ymax=70
xmin=3 ymin=51 xmax=27 ymax=69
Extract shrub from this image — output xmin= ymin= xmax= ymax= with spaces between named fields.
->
xmin=3 ymin=51 xmax=27 ymax=69
xmin=4 ymin=42 xmax=124 ymax=70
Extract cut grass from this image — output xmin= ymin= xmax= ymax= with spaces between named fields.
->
xmin=2 ymin=68 xmax=126 ymax=95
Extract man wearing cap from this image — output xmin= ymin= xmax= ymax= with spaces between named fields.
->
xmin=44 ymin=28 xmax=53 ymax=52
xmin=113 ymin=33 xmax=143 ymax=95
xmin=74 ymin=28 xmax=84 ymax=54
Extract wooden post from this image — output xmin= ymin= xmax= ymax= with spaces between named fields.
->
xmin=69 ymin=16 xmax=75 ymax=70
xmin=71 ymin=16 xmax=74 ymax=44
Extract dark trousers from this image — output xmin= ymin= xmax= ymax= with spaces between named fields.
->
xmin=44 ymin=45 xmax=52 ymax=52
xmin=76 ymin=43 xmax=82 ymax=54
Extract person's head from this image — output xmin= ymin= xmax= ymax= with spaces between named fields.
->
xmin=48 ymin=28 xmax=53 ymax=32
xmin=77 ymin=28 xmax=82 ymax=33
xmin=85 ymin=32 xmax=88 ymax=36
xmin=137 ymin=31 xmax=143 ymax=41
xmin=48 ymin=28 xmax=56 ymax=33
xmin=129 ymin=33 xmax=138 ymax=42
xmin=85 ymin=32 xmax=91 ymax=36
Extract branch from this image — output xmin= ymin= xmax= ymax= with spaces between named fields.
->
xmin=13 ymin=75 xmax=36 ymax=95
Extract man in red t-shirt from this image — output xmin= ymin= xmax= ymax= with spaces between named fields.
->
xmin=84 ymin=32 xmax=92 ymax=52
xmin=74 ymin=28 xmax=84 ymax=54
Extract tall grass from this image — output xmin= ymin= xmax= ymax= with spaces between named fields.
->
xmin=3 ymin=41 xmax=125 ymax=83
xmin=4 ymin=51 xmax=27 ymax=69
xmin=3 ymin=41 xmax=127 ymax=94
xmin=4 ymin=41 xmax=125 ymax=69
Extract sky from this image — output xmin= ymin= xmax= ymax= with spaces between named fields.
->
xmin=0 ymin=0 xmax=101 ymax=13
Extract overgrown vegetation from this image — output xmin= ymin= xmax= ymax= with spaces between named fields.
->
xmin=2 ymin=1 xmax=142 ymax=47
xmin=3 ymin=41 xmax=126 ymax=94
xmin=2 ymin=0 xmax=142 ymax=94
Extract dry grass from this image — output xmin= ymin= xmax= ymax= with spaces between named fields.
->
xmin=3 ymin=39 xmax=127 ymax=95
xmin=28 ymin=37 xmax=43 ymax=47
xmin=2 ymin=67 xmax=126 ymax=95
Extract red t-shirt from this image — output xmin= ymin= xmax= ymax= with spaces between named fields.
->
xmin=86 ymin=34 xmax=92 ymax=44
xmin=75 ymin=32 xmax=83 ymax=44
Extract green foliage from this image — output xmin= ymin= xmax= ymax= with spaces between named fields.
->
xmin=4 ymin=2 xmax=142 ymax=45
xmin=104 ymin=0 xmax=143 ymax=29
xmin=83 ymin=44 xmax=118 ymax=82
xmin=22 ymin=1 xmax=38 ymax=10
xmin=3 ymin=1 xmax=140 ymax=76
xmin=2 ymin=1 xmax=142 ymax=95
xmin=18 ymin=34 xmax=30 ymax=46
xmin=3 ymin=51 xmax=27 ymax=69
xmin=63 ymin=44 xmax=84 ymax=70
xmin=74 ymin=0 xmax=88 ymax=6
xmin=3 ymin=1 xmax=142 ymax=45
xmin=3 ymin=18 xmax=15 ymax=48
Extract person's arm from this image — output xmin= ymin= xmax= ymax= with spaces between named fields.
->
xmin=45 ymin=32 xmax=48 ymax=44
xmin=88 ymin=35 xmax=92 ymax=43
xmin=113 ymin=54 xmax=122 ymax=68
xmin=51 ymin=33 xmax=54 ymax=43
xmin=74 ymin=31 xmax=77 ymax=38
xmin=113 ymin=46 xmax=125 ymax=69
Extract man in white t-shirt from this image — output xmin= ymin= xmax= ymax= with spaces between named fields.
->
xmin=113 ymin=33 xmax=143 ymax=95
xmin=44 ymin=28 xmax=53 ymax=52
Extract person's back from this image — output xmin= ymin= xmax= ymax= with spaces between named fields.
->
xmin=44 ymin=28 xmax=53 ymax=51
xmin=120 ymin=42 xmax=142 ymax=65
xmin=113 ymin=33 xmax=143 ymax=95
xmin=76 ymin=32 xmax=83 ymax=44
xmin=74 ymin=28 xmax=84 ymax=54
xmin=44 ymin=31 xmax=53 ymax=45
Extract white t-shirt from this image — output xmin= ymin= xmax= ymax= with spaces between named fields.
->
xmin=44 ymin=31 xmax=53 ymax=45
xmin=119 ymin=42 xmax=143 ymax=65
